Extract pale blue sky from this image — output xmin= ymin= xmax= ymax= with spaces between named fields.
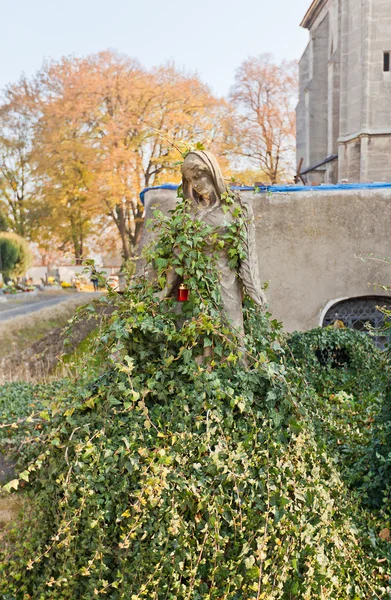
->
xmin=2 ymin=0 xmax=311 ymax=97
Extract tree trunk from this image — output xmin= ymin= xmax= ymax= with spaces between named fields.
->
xmin=131 ymin=204 xmax=145 ymax=253
xmin=70 ymin=214 xmax=83 ymax=264
xmin=114 ymin=203 xmax=132 ymax=261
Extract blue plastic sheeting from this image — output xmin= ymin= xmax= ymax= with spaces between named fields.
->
xmin=140 ymin=184 xmax=178 ymax=205
xmin=139 ymin=182 xmax=391 ymax=205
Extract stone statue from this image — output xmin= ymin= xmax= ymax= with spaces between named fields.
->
xmin=160 ymin=150 xmax=266 ymax=338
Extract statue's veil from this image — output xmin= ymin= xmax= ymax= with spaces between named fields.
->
xmin=182 ymin=150 xmax=228 ymax=203
xmin=182 ymin=150 xmax=266 ymax=307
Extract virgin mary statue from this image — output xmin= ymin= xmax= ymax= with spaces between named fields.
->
xmin=160 ymin=150 xmax=266 ymax=337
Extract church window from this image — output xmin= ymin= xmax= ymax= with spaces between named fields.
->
xmin=384 ymin=52 xmax=390 ymax=72
xmin=322 ymin=296 xmax=391 ymax=349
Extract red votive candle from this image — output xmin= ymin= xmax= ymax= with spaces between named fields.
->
xmin=177 ymin=283 xmax=189 ymax=302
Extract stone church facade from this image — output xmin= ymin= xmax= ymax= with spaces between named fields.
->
xmin=296 ymin=0 xmax=391 ymax=184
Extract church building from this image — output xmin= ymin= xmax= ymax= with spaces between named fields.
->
xmin=296 ymin=0 xmax=391 ymax=184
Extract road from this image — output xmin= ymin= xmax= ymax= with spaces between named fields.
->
xmin=0 ymin=292 xmax=99 ymax=323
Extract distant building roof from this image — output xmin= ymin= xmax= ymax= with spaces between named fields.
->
xmin=300 ymin=0 xmax=327 ymax=29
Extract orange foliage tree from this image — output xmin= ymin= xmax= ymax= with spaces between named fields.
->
xmin=229 ymin=54 xmax=298 ymax=184
xmin=0 ymin=90 xmax=37 ymax=239
xmin=10 ymin=51 xmax=228 ymax=262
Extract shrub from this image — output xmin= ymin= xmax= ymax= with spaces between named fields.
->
xmin=287 ymin=327 xmax=386 ymax=397
xmin=0 ymin=232 xmax=33 ymax=278
xmin=0 ymin=210 xmax=8 ymax=232
xmin=0 ymin=381 xmax=65 ymax=461
xmin=359 ymin=384 xmax=391 ymax=510
xmin=287 ymin=328 xmax=391 ymax=504
xmin=0 ymin=237 xmax=19 ymax=278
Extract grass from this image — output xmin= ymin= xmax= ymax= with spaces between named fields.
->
xmin=55 ymin=329 xmax=102 ymax=378
xmin=0 ymin=295 xmax=92 ymax=361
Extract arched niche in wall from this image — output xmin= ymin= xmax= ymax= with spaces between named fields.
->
xmin=322 ymin=296 xmax=391 ymax=348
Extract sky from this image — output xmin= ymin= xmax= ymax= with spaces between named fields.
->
xmin=1 ymin=0 xmax=311 ymax=98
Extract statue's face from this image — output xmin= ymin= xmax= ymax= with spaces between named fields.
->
xmin=182 ymin=155 xmax=216 ymax=202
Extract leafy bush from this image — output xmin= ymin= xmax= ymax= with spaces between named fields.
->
xmin=0 ymin=381 xmax=65 ymax=465
xmin=0 ymin=232 xmax=33 ymax=278
xmin=288 ymin=328 xmax=391 ymax=506
xmin=0 ymin=200 xmax=390 ymax=598
xmin=287 ymin=327 xmax=386 ymax=397
xmin=0 ymin=383 xmax=50 ymax=427
xmin=0 ymin=237 xmax=19 ymax=278
xmin=359 ymin=384 xmax=391 ymax=510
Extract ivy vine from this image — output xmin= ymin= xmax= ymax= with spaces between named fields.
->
xmin=0 ymin=196 xmax=390 ymax=598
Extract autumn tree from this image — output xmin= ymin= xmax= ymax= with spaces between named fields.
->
xmin=0 ymin=91 xmax=37 ymax=238
xmin=229 ymin=54 xmax=298 ymax=184
xmin=32 ymin=115 xmax=97 ymax=264
xmin=83 ymin=54 xmax=227 ymax=260
xmin=0 ymin=51 xmax=234 ymax=264
xmin=0 ymin=75 xmax=91 ymax=261
xmin=20 ymin=52 xmax=228 ymax=262
xmin=25 ymin=58 xmax=102 ymax=263
xmin=78 ymin=52 xmax=151 ymax=261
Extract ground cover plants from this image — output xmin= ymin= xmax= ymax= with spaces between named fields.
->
xmin=0 ymin=197 xmax=390 ymax=598
xmin=287 ymin=328 xmax=389 ymax=490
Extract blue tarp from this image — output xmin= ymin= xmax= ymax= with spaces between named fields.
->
xmin=139 ymin=182 xmax=391 ymax=205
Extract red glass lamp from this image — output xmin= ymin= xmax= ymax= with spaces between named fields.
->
xmin=177 ymin=283 xmax=189 ymax=302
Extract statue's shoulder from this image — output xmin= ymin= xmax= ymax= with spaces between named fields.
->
xmin=236 ymin=193 xmax=255 ymax=221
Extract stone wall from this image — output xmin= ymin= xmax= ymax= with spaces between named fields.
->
xmin=367 ymin=136 xmax=391 ymax=181
xmin=296 ymin=12 xmax=330 ymax=178
xmin=141 ymin=186 xmax=391 ymax=332
xmin=339 ymin=0 xmax=363 ymax=139
xmin=309 ymin=14 xmax=330 ymax=168
xmin=296 ymin=43 xmax=310 ymax=170
xmin=298 ymin=0 xmax=391 ymax=183
xmin=367 ymin=0 xmax=391 ymax=132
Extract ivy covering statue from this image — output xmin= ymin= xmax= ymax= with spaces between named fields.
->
xmin=0 ymin=149 xmax=389 ymax=598
xmin=152 ymin=150 xmax=266 ymax=356
xmin=152 ymin=150 xmax=266 ymax=342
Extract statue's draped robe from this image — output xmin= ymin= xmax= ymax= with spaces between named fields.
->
xmin=159 ymin=196 xmax=265 ymax=338
xmin=191 ymin=202 xmax=245 ymax=335
xmin=151 ymin=150 xmax=266 ymax=339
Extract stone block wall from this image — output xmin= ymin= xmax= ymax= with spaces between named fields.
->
xmin=339 ymin=0 xmax=364 ymax=138
xmin=298 ymin=0 xmax=391 ymax=183
xmin=296 ymin=12 xmax=330 ymax=176
xmin=296 ymin=44 xmax=310 ymax=170
xmin=366 ymin=137 xmax=391 ymax=181
xmin=367 ymin=0 xmax=391 ymax=132
xmin=309 ymin=14 xmax=330 ymax=167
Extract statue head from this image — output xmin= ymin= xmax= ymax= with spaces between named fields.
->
xmin=181 ymin=150 xmax=227 ymax=206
